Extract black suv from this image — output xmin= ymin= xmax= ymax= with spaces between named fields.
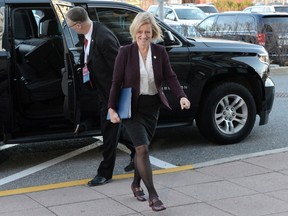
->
xmin=196 ymin=12 xmax=288 ymax=65
xmin=0 ymin=0 xmax=274 ymax=145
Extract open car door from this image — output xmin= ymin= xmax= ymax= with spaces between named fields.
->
xmin=50 ymin=0 xmax=83 ymax=131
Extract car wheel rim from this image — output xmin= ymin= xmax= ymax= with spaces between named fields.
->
xmin=215 ymin=94 xmax=248 ymax=135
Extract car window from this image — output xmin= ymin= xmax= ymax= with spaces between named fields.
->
xmin=216 ymin=15 xmax=236 ymax=32
xmin=169 ymin=24 xmax=202 ymax=37
xmin=94 ymin=7 xmax=137 ymax=45
xmin=174 ymin=8 xmax=206 ymax=20
xmin=274 ymin=6 xmax=288 ymax=13
xmin=197 ymin=15 xmax=216 ymax=32
xmin=262 ymin=17 xmax=288 ymax=33
xmin=237 ymin=15 xmax=256 ymax=32
xmin=165 ymin=9 xmax=176 ymax=21
xmin=197 ymin=6 xmax=218 ymax=13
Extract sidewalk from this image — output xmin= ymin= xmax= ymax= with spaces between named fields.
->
xmin=2 ymin=150 xmax=288 ymax=216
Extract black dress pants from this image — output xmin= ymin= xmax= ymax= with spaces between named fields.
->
xmin=97 ymin=101 xmax=120 ymax=179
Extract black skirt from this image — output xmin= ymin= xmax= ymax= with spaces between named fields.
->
xmin=122 ymin=94 xmax=160 ymax=147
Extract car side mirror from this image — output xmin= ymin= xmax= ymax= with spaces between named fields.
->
xmin=164 ymin=30 xmax=175 ymax=42
xmin=162 ymin=30 xmax=179 ymax=46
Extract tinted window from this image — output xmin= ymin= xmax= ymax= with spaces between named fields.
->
xmin=95 ymin=8 xmax=137 ymax=45
xmin=274 ymin=6 xmax=288 ymax=13
xmin=216 ymin=15 xmax=236 ymax=32
xmin=262 ymin=17 xmax=288 ymax=33
xmin=169 ymin=24 xmax=202 ymax=37
xmin=237 ymin=15 xmax=256 ymax=32
xmin=197 ymin=15 xmax=216 ymax=32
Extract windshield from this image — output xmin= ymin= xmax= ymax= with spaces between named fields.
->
xmin=175 ymin=8 xmax=206 ymax=20
xmin=197 ymin=6 xmax=218 ymax=13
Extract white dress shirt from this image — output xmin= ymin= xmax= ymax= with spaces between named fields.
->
xmin=138 ymin=45 xmax=157 ymax=95
xmin=84 ymin=21 xmax=93 ymax=64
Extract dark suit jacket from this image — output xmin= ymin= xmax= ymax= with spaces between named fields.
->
xmin=108 ymin=42 xmax=187 ymax=113
xmin=82 ymin=22 xmax=120 ymax=103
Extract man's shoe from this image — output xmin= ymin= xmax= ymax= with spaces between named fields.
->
xmin=124 ymin=161 xmax=134 ymax=172
xmin=87 ymin=175 xmax=112 ymax=186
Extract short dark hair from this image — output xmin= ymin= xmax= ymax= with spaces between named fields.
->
xmin=66 ymin=6 xmax=89 ymax=23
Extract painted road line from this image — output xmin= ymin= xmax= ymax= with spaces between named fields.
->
xmin=0 ymin=144 xmax=19 ymax=151
xmin=149 ymin=156 xmax=177 ymax=168
xmin=0 ymin=141 xmax=102 ymax=187
xmin=93 ymin=136 xmax=177 ymax=169
xmin=0 ymin=165 xmax=193 ymax=197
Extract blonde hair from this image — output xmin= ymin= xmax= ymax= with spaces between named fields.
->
xmin=129 ymin=12 xmax=163 ymax=42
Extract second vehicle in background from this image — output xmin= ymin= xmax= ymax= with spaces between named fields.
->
xmin=243 ymin=4 xmax=288 ymax=13
xmin=147 ymin=4 xmax=206 ymax=26
xmin=185 ymin=3 xmax=219 ymax=15
xmin=196 ymin=12 xmax=288 ymax=65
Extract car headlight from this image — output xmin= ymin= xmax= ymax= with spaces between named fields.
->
xmin=258 ymin=54 xmax=269 ymax=64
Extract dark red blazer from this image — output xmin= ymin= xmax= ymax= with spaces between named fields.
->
xmin=108 ymin=42 xmax=187 ymax=113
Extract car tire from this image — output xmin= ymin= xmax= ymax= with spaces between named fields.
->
xmin=196 ymin=82 xmax=256 ymax=144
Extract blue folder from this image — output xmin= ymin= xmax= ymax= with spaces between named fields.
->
xmin=107 ymin=87 xmax=132 ymax=120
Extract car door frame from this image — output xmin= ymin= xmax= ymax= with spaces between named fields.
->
xmin=50 ymin=0 xmax=84 ymax=130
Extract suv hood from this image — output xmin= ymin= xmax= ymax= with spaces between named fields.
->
xmin=192 ymin=37 xmax=267 ymax=53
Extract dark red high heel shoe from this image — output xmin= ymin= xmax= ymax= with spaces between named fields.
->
xmin=149 ymin=197 xmax=166 ymax=211
xmin=131 ymin=185 xmax=146 ymax=201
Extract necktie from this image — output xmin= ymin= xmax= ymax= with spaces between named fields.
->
xmin=84 ymin=38 xmax=88 ymax=48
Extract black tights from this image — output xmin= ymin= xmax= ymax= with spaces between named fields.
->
xmin=132 ymin=145 xmax=158 ymax=199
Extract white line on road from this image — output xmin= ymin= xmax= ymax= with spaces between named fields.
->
xmin=94 ymin=136 xmax=177 ymax=168
xmin=0 ymin=141 xmax=102 ymax=186
xmin=0 ymin=136 xmax=176 ymax=186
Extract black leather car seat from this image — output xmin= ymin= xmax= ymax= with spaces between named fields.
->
xmin=16 ymin=19 xmax=64 ymax=102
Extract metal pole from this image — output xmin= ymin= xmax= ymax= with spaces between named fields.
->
xmin=158 ymin=0 xmax=164 ymax=21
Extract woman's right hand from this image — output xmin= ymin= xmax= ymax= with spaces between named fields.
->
xmin=108 ymin=108 xmax=121 ymax=123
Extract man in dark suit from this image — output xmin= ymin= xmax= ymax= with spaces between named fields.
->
xmin=66 ymin=6 xmax=120 ymax=186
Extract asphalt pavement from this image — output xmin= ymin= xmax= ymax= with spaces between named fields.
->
xmin=0 ymin=66 xmax=287 ymax=216
xmin=2 ymin=150 xmax=288 ymax=216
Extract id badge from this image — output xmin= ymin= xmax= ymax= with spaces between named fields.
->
xmin=82 ymin=65 xmax=90 ymax=83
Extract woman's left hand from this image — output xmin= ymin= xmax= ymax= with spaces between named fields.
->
xmin=180 ymin=97 xmax=190 ymax=110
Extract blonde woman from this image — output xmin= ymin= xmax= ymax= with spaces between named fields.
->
xmin=108 ymin=12 xmax=190 ymax=211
